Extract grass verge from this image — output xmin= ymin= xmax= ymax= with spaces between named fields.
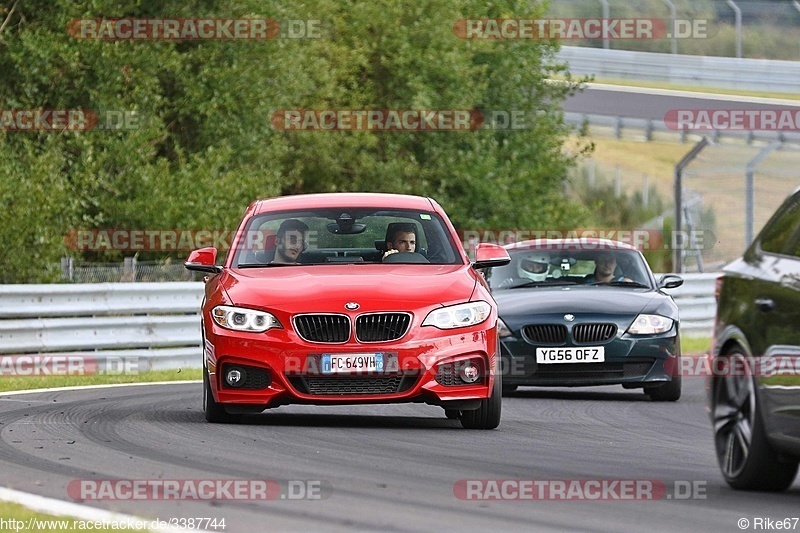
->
xmin=682 ymin=337 xmax=711 ymax=356
xmin=0 ymin=368 xmax=201 ymax=394
xmin=0 ymin=501 xmax=141 ymax=532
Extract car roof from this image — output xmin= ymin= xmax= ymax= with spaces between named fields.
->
xmin=250 ymin=193 xmax=437 ymax=215
xmin=504 ymin=238 xmax=640 ymax=252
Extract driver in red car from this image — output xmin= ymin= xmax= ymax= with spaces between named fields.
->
xmin=382 ymin=223 xmax=416 ymax=260
xmin=273 ymin=219 xmax=309 ymax=264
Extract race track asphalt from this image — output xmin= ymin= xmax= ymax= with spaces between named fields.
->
xmin=0 ymin=378 xmax=797 ymax=532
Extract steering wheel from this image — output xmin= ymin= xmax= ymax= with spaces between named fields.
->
xmin=382 ymin=252 xmax=430 ymax=264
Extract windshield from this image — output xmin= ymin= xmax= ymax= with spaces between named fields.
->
xmin=486 ymin=246 xmax=653 ymax=290
xmin=230 ymin=208 xmax=463 ymax=266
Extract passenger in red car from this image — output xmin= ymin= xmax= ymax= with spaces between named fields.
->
xmin=383 ymin=223 xmax=416 ymax=260
xmin=274 ymin=219 xmax=309 ymax=264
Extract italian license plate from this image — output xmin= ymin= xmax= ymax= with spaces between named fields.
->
xmin=536 ymin=347 xmax=605 ymax=364
xmin=322 ymin=353 xmax=385 ymax=374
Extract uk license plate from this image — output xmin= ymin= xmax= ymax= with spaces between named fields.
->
xmin=536 ymin=347 xmax=605 ymax=364
xmin=322 ymin=353 xmax=385 ymax=374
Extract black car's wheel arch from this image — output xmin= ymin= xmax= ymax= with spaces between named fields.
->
xmin=711 ymin=343 xmax=799 ymax=490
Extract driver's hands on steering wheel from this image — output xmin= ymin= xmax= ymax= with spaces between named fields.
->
xmin=498 ymin=277 xmax=516 ymax=288
xmin=382 ymin=249 xmax=399 ymax=260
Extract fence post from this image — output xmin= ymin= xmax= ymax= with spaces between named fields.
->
xmin=745 ymin=142 xmax=782 ymax=246
xmin=123 ymin=257 xmax=137 ymax=282
xmin=660 ymin=0 xmax=678 ymax=54
xmin=674 ymin=138 xmax=710 ymax=274
xmin=61 ymin=257 xmax=74 ymax=281
xmin=726 ymin=0 xmax=742 ymax=58
xmin=597 ymin=0 xmax=610 ymax=50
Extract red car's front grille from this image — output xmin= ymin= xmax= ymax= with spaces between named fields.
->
xmin=355 ymin=313 xmax=411 ymax=342
xmin=288 ymin=375 xmax=417 ymax=395
xmin=293 ymin=314 xmax=350 ymax=343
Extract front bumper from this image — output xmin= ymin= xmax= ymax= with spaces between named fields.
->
xmin=499 ymin=331 xmax=680 ymax=388
xmin=204 ymin=322 xmax=497 ymax=409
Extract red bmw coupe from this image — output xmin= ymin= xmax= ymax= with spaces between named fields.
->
xmin=185 ymin=193 xmax=510 ymax=429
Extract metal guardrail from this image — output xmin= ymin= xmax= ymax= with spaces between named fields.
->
xmin=663 ymin=273 xmax=718 ymax=338
xmin=564 ymin=112 xmax=800 ymax=144
xmin=0 ymin=283 xmax=203 ymax=371
xmin=557 ymin=46 xmax=800 ymax=93
xmin=0 ymin=276 xmax=718 ymax=373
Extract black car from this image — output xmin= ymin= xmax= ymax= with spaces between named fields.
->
xmin=486 ymin=238 xmax=684 ymax=401
xmin=710 ymin=187 xmax=800 ymax=491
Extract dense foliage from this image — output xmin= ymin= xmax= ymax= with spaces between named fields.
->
xmin=0 ymin=0 xmax=590 ymax=282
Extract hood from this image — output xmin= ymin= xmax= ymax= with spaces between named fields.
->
xmin=221 ymin=264 xmax=477 ymax=313
xmin=493 ymin=286 xmax=659 ymax=317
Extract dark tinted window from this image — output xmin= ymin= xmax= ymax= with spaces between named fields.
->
xmin=487 ymin=247 xmax=653 ymax=290
xmin=759 ymin=192 xmax=800 ymax=255
xmin=231 ymin=208 xmax=462 ymax=266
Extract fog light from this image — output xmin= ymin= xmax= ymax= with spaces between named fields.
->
xmin=459 ymin=363 xmax=481 ymax=384
xmin=225 ymin=367 xmax=246 ymax=387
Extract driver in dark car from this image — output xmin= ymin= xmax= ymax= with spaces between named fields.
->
xmin=585 ymin=252 xmax=632 ymax=283
xmin=383 ymin=223 xmax=416 ymax=260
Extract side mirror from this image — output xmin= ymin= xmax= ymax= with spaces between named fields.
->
xmin=185 ymin=247 xmax=223 ymax=274
xmin=658 ymin=274 xmax=683 ymax=290
xmin=472 ymin=243 xmax=511 ymax=269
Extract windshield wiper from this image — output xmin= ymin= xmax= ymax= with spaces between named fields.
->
xmin=504 ymin=280 xmax=579 ymax=289
xmin=608 ymin=280 xmax=650 ymax=288
xmin=589 ymin=280 xmax=650 ymax=288
xmin=235 ymin=263 xmax=296 ymax=268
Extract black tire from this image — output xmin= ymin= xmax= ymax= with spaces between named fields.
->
xmin=501 ymin=384 xmax=518 ymax=396
xmin=711 ymin=350 xmax=799 ymax=491
xmin=646 ymin=375 xmax=682 ymax=402
xmin=203 ymin=366 xmax=240 ymax=424
xmin=444 ymin=409 xmax=461 ymax=420
xmin=461 ymin=364 xmax=502 ymax=430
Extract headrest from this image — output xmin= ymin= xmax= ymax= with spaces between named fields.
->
xmin=385 ymin=222 xmax=417 ymax=244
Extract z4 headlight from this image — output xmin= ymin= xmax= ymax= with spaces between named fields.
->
xmin=627 ymin=314 xmax=673 ymax=335
xmin=212 ymin=305 xmax=281 ymax=332
xmin=422 ymin=301 xmax=492 ymax=330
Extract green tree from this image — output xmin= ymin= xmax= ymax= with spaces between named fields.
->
xmin=0 ymin=0 xmax=589 ymax=282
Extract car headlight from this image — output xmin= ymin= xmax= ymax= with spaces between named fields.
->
xmin=627 ymin=314 xmax=673 ymax=335
xmin=212 ymin=305 xmax=281 ymax=332
xmin=422 ymin=301 xmax=491 ymax=330
xmin=497 ymin=318 xmax=513 ymax=338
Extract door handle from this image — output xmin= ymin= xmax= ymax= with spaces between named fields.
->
xmin=754 ymin=298 xmax=776 ymax=312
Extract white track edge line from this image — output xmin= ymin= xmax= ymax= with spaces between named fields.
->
xmin=0 ymin=381 xmax=201 ymax=397
xmin=0 ymin=486 xmax=196 ymax=533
